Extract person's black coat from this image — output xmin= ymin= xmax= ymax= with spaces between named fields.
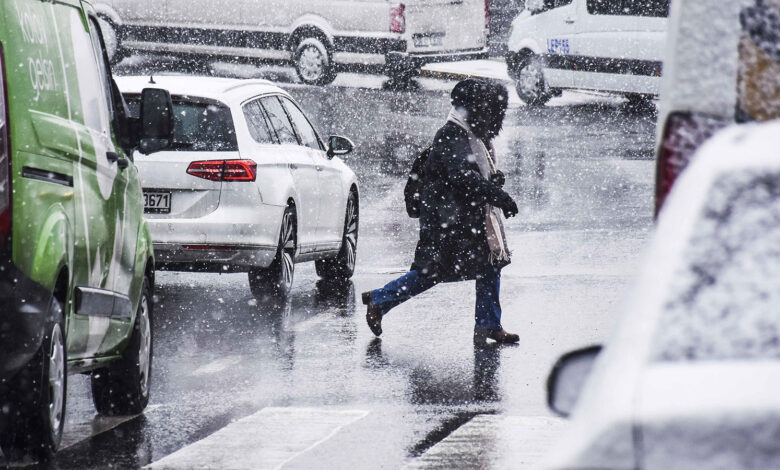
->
xmin=411 ymin=121 xmax=510 ymax=282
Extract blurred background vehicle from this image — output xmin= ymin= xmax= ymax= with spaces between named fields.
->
xmin=655 ymin=0 xmax=780 ymax=214
xmin=506 ymin=0 xmax=668 ymax=106
xmin=95 ymin=0 xmax=489 ymax=87
xmin=545 ymin=120 xmax=780 ymax=470
xmin=117 ymin=76 xmax=359 ymax=300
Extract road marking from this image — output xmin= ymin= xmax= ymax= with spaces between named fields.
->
xmin=61 ymin=404 xmax=162 ymax=450
xmin=191 ymin=355 xmax=243 ymax=376
xmin=146 ymin=407 xmax=369 ymax=470
xmin=404 ymin=415 xmax=568 ymax=470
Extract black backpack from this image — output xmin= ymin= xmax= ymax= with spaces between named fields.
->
xmin=404 ymin=146 xmax=431 ymax=218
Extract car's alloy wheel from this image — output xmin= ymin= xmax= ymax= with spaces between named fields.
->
xmin=516 ymin=54 xmax=553 ymax=106
xmin=316 ymin=191 xmax=358 ymax=280
xmin=249 ymin=206 xmax=297 ymax=300
xmin=0 ymin=297 xmax=66 ymax=462
xmin=91 ymin=278 xmax=153 ymax=416
xmin=294 ymin=37 xmax=337 ymax=86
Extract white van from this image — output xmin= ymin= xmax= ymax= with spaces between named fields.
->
xmin=505 ymin=0 xmax=668 ymax=105
xmin=95 ymin=0 xmax=489 ymax=85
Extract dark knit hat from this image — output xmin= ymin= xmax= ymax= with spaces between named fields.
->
xmin=450 ymin=78 xmax=490 ymax=109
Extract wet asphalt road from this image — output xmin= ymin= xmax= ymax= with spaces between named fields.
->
xmin=16 ymin=57 xmax=657 ymax=470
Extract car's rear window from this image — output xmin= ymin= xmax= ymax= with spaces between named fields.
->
xmin=126 ymin=96 xmax=238 ymax=152
xmin=653 ymin=171 xmax=780 ymax=362
xmin=587 ymin=0 xmax=669 ymax=17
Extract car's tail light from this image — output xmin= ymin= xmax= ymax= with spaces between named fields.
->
xmin=485 ymin=0 xmax=490 ymax=29
xmin=390 ymin=3 xmax=406 ymax=34
xmin=0 ymin=44 xmax=11 ymax=247
xmin=655 ymin=112 xmax=728 ymax=216
xmin=187 ymin=159 xmax=257 ymax=182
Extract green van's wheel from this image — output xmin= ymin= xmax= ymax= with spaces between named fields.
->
xmin=0 ymin=297 xmax=66 ymax=462
xmin=91 ymin=278 xmax=153 ymax=416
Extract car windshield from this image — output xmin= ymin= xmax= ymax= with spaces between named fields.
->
xmin=653 ymin=171 xmax=780 ymax=362
xmin=126 ymin=97 xmax=238 ymax=151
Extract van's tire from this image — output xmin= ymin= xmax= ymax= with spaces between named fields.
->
xmin=249 ymin=206 xmax=297 ymax=300
xmin=513 ymin=53 xmax=553 ymax=106
xmin=0 ymin=297 xmax=66 ymax=462
xmin=97 ymin=16 xmax=126 ymax=65
xmin=294 ymin=37 xmax=337 ymax=86
xmin=91 ymin=278 xmax=153 ymax=416
xmin=316 ymin=191 xmax=358 ymax=280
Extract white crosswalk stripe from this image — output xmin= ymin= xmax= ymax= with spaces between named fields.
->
xmin=145 ymin=407 xmax=369 ymax=470
xmin=404 ymin=415 xmax=568 ymax=470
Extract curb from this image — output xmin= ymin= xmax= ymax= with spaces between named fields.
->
xmin=419 ymin=58 xmax=513 ymax=83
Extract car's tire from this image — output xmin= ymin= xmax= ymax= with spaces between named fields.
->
xmin=294 ymin=37 xmax=337 ymax=86
xmin=97 ymin=16 xmax=126 ymax=65
xmin=0 ymin=297 xmax=66 ymax=462
xmin=249 ymin=205 xmax=297 ymax=300
xmin=316 ymin=191 xmax=359 ymax=280
xmin=514 ymin=53 xmax=553 ymax=106
xmin=91 ymin=278 xmax=152 ymax=416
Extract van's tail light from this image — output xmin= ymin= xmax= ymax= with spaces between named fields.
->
xmin=390 ymin=3 xmax=406 ymax=34
xmin=187 ymin=159 xmax=257 ymax=182
xmin=655 ymin=112 xmax=727 ymax=216
xmin=0 ymin=44 xmax=11 ymax=247
xmin=485 ymin=0 xmax=490 ymax=29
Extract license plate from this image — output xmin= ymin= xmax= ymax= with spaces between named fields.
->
xmin=143 ymin=191 xmax=171 ymax=214
xmin=413 ymin=33 xmax=444 ymax=48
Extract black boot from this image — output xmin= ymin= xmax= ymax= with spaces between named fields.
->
xmin=474 ymin=327 xmax=519 ymax=345
xmin=362 ymin=292 xmax=383 ymax=336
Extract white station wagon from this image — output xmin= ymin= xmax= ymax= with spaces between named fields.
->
xmin=117 ymin=76 xmax=359 ymax=299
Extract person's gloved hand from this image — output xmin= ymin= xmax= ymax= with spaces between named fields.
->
xmin=499 ymin=192 xmax=518 ymax=218
xmin=490 ymin=170 xmax=506 ymax=188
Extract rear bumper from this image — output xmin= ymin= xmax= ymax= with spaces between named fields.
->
xmin=0 ymin=247 xmax=51 ymax=384
xmin=386 ymin=47 xmax=489 ymax=71
xmin=154 ymin=243 xmax=277 ymax=272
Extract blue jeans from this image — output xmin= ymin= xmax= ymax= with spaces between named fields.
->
xmin=370 ymin=268 xmax=503 ymax=330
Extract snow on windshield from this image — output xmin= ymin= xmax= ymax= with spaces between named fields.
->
xmin=654 ymin=169 xmax=780 ymax=361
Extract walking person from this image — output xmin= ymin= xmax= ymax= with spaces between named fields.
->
xmin=362 ymin=79 xmax=521 ymax=345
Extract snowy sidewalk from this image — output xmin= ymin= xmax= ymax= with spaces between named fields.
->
xmin=420 ymin=58 xmax=512 ymax=83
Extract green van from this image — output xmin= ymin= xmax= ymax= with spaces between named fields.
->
xmin=0 ymin=0 xmax=173 ymax=461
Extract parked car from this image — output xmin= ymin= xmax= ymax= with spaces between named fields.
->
xmin=506 ymin=0 xmax=668 ymax=105
xmin=0 ymin=0 xmax=173 ymax=461
xmin=654 ymin=0 xmax=780 ymax=214
xmin=116 ymin=76 xmax=359 ymax=300
xmin=544 ymin=121 xmax=780 ymax=470
xmin=95 ymin=0 xmax=490 ymax=86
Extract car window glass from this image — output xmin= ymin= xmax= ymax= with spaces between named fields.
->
xmin=587 ymin=0 xmax=669 ymax=17
xmin=75 ymin=17 xmax=112 ymax=134
xmin=88 ymin=18 xmax=115 ymax=123
xmin=261 ymin=96 xmax=299 ymax=145
xmin=652 ymin=172 xmax=780 ymax=362
xmin=243 ymin=100 xmax=276 ymax=144
xmin=280 ymin=98 xmax=322 ymax=151
xmin=125 ymin=97 xmax=237 ymax=152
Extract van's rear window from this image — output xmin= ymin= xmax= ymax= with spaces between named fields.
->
xmin=126 ymin=96 xmax=238 ymax=152
xmin=586 ymin=0 xmax=669 ymax=17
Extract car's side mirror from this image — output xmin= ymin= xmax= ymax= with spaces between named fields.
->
xmin=525 ymin=0 xmax=545 ymax=13
xmin=137 ymin=87 xmax=174 ymax=155
xmin=327 ymin=135 xmax=355 ymax=159
xmin=547 ymin=345 xmax=602 ymax=417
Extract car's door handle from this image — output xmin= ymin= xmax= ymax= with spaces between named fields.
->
xmin=107 ymin=151 xmax=130 ymax=171
xmin=565 ymin=18 xmax=575 ymax=24
xmin=316 ymin=166 xmax=323 ymax=172
xmin=290 ymin=163 xmax=298 ymax=170
xmin=107 ymin=151 xmax=119 ymax=163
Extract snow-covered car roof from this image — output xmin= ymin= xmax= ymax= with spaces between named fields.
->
xmin=547 ymin=120 xmax=780 ymax=470
xmin=115 ymin=75 xmax=289 ymax=106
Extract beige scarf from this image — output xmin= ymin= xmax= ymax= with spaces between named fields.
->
xmin=447 ymin=107 xmax=511 ymax=267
